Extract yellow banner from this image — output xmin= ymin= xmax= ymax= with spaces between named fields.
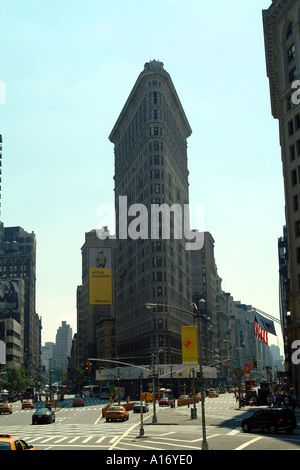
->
xmin=89 ymin=268 xmax=112 ymax=305
xmin=181 ymin=326 xmax=198 ymax=364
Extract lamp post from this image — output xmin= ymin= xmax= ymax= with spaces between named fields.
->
xmin=196 ymin=299 xmax=209 ymax=450
xmin=145 ymin=301 xmax=209 ymax=450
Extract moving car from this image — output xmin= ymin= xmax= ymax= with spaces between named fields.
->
xmin=158 ymin=397 xmax=171 ymax=406
xmin=105 ymin=406 xmax=129 ymax=422
xmin=241 ymin=408 xmax=297 ymax=434
xmin=32 ymin=408 xmax=55 ymax=424
xmin=0 ymin=403 xmax=12 ymax=414
xmin=73 ymin=397 xmax=84 ymax=407
xmin=133 ymin=401 xmax=149 ymax=413
xmin=0 ymin=434 xmax=36 ymax=450
xmin=22 ymin=399 xmax=34 ymax=409
xmin=208 ymin=390 xmax=219 ymax=398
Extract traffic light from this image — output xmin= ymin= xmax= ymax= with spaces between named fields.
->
xmin=252 ymin=359 xmax=257 ymax=369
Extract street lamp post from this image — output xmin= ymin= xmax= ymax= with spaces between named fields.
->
xmin=145 ymin=301 xmax=209 ymax=450
xmin=196 ymin=299 xmax=209 ymax=450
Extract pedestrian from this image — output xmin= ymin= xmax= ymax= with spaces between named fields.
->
xmin=291 ymin=394 xmax=296 ymax=412
xmin=267 ymin=395 xmax=272 ymax=407
xmin=284 ymin=395 xmax=290 ymax=408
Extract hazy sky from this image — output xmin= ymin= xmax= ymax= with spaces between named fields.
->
xmin=0 ymin=0 xmax=284 ymax=350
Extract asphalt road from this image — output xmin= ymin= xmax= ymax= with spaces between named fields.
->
xmin=0 ymin=394 xmax=299 ymax=452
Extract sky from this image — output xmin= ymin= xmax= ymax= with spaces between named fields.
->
xmin=0 ymin=0 xmax=285 ymax=351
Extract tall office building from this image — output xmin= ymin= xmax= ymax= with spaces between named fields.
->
xmin=54 ymin=321 xmax=72 ymax=370
xmin=263 ymin=0 xmax=300 ymax=401
xmin=0 ymin=224 xmax=39 ymax=370
xmin=109 ymin=60 xmax=193 ymax=365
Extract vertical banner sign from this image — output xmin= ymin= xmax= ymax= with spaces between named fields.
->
xmin=181 ymin=326 xmax=198 ymax=365
xmin=244 ymin=363 xmax=250 ymax=375
xmin=89 ymin=247 xmax=112 ymax=305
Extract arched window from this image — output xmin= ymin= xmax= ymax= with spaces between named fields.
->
xmin=287 ymin=22 xmax=293 ymax=39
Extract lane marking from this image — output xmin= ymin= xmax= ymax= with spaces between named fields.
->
xmin=235 ymin=436 xmax=263 ymax=450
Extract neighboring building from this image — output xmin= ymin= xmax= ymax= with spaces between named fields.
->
xmin=191 ymin=232 xmax=219 ymax=365
xmin=109 ymin=60 xmax=193 ymax=365
xmin=0 ymin=224 xmax=40 ymax=371
xmin=75 ymin=227 xmax=115 ymax=366
xmin=54 ymin=321 xmax=72 ymax=370
xmin=41 ymin=341 xmax=55 ymax=370
xmin=263 ymin=0 xmax=300 ymax=401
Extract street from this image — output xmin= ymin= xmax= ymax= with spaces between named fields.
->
xmin=0 ymin=394 xmax=299 ymax=451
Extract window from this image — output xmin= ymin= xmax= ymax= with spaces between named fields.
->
xmin=287 ymin=22 xmax=293 ymax=39
xmin=289 ymin=67 xmax=297 ymax=82
xmin=295 ymin=220 xmax=300 ymax=237
xmin=288 ymin=119 xmax=294 ymax=135
xmin=291 ymin=169 xmax=297 ymax=186
xmin=288 ymin=44 xmax=296 ymax=62
xmin=293 ymin=194 xmax=299 ymax=212
xmin=290 ymin=144 xmax=296 ymax=161
xmin=297 ymin=247 xmax=300 ymax=263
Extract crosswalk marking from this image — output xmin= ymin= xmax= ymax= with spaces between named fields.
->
xmin=68 ymin=436 xmax=81 ymax=443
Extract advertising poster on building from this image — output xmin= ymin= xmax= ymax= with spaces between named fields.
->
xmin=89 ymin=248 xmax=112 ymax=305
xmin=181 ymin=326 xmax=198 ymax=365
xmin=0 ymin=279 xmax=20 ymax=313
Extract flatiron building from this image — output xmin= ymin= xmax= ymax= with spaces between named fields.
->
xmin=109 ymin=60 xmax=193 ymax=364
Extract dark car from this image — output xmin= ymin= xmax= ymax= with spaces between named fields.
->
xmin=241 ymin=408 xmax=297 ymax=434
xmin=158 ymin=397 xmax=171 ymax=406
xmin=133 ymin=401 xmax=149 ymax=413
xmin=32 ymin=408 xmax=55 ymax=425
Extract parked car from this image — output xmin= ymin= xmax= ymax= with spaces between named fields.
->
xmin=158 ymin=397 xmax=171 ymax=406
xmin=241 ymin=408 xmax=297 ymax=434
xmin=32 ymin=408 xmax=55 ymax=425
xmin=133 ymin=401 xmax=149 ymax=413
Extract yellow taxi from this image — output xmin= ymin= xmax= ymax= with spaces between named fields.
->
xmin=0 ymin=402 xmax=12 ymax=414
xmin=105 ymin=406 xmax=129 ymax=422
xmin=208 ymin=390 xmax=219 ymax=398
xmin=178 ymin=395 xmax=189 ymax=400
xmin=22 ymin=399 xmax=34 ymax=409
xmin=0 ymin=434 xmax=36 ymax=450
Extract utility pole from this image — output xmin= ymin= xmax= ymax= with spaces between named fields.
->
xmin=152 ymin=354 xmax=157 ymax=423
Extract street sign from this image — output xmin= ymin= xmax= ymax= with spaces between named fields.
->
xmin=234 ymin=367 xmax=243 ymax=378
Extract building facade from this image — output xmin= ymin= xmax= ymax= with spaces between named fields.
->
xmin=75 ymin=228 xmax=115 ymax=366
xmin=0 ymin=224 xmax=40 ymax=371
xmin=54 ymin=321 xmax=72 ymax=370
xmin=109 ymin=60 xmax=193 ymax=365
xmin=263 ymin=0 xmax=300 ymax=401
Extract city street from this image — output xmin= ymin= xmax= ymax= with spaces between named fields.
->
xmin=0 ymin=394 xmax=299 ymax=451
